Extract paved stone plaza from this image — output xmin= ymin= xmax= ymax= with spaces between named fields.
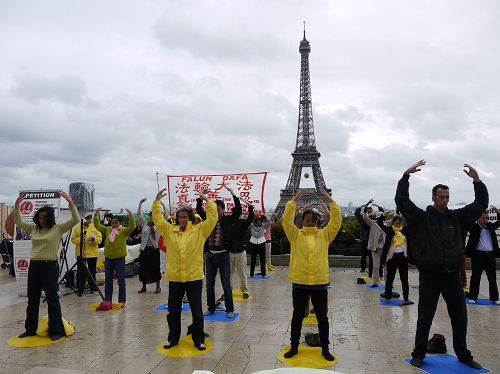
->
xmin=0 ymin=266 xmax=498 ymax=374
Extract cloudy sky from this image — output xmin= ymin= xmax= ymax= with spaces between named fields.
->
xmin=1 ymin=0 xmax=499 ymax=212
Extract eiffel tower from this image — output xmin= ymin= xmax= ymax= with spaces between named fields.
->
xmin=275 ymin=28 xmax=331 ymax=215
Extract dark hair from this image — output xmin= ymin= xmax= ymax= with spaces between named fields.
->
xmin=253 ymin=216 xmax=262 ymax=225
xmin=111 ymin=216 xmax=121 ymax=224
xmin=215 ymin=200 xmax=225 ymax=210
xmin=175 ymin=206 xmax=196 ymax=225
xmin=260 ymin=215 xmax=268 ymax=223
xmin=432 ymin=184 xmax=449 ymax=196
xmin=33 ymin=206 xmax=56 ymax=229
xmin=301 ymin=209 xmax=320 ymax=224
xmin=392 ymin=215 xmax=402 ymax=225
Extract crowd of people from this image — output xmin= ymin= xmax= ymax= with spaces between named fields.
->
xmin=11 ymin=161 xmax=500 ymax=369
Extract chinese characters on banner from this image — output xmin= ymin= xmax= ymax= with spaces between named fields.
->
xmin=14 ymin=190 xmax=62 ymax=296
xmin=167 ymin=172 xmax=268 ymax=215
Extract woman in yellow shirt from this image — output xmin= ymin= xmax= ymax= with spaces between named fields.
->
xmin=152 ymin=189 xmax=217 ymax=351
xmin=282 ymin=189 xmax=341 ymax=361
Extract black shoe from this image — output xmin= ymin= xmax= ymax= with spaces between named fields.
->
xmin=322 ymin=349 xmax=335 ymax=361
xmin=370 ymin=283 xmax=378 ymax=288
xmin=50 ymin=334 xmax=64 ymax=341
xmin=163 ymin=341 xmax=178 ymax=349
xmin=196 ymin=343 xmax=207 ymax=351
xmin=459 ymin=359 xmax=482 ymax=370
xmin=400 ymin=300 xmax=414 ymax=306
xmin=138 ymin=287 xmax=146 ymax=293
xmin=284 ymin=345 xmax=299 ymax=358
xmin=410 ymin=357 xmax=423 ymax=368
xmin=18 ymin=331 xmax=36 ymax=338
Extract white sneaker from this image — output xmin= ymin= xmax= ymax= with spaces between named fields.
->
xmin=494 ymin=301 xmax=500 ymax=305
xmin=469 ymin=299 xmax=476 ymax=304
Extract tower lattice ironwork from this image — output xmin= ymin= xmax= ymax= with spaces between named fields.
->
xmin=275 ymin=29 xmax=331 ymax=215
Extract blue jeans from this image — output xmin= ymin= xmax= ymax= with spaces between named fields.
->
xmin=205 ymin=251 xmax=234 ymax=312
xmin=104 ymin=257 xmax=126 ymax=303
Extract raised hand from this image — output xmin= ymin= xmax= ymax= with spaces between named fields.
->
xmin=224 ymin=185 xmax=235 ymax=195
xmin=320 ymin=188 xmax=333 ymax=203
xmin=155 ymin=188 xmax=167 ymax=201
xmin=125 ymin=208 xmax=133 ymax=216
xmin=404 ymin=160 xmax=426 ymax=175
xmin=491 ymin=206 xmax=499 ymax=214
xmin=15 ymin=193 xmax=25 ymax=206
xmin=139 ymin=197 xmax=147 ymax=204
xmin=240 ymin=198 xmax=252 ymax=206
xmin=463 ymin=164 xmax=480 ymax=182
xmin=293 ymin=189 xmax=304 ymax=202
xmin=198 ymin=191 xmax=208 ymax=201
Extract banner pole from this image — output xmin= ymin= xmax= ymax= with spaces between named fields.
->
xmin=156 ymin=172 xmax=160 ymax=192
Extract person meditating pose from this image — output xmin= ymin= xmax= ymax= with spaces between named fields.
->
xmin=15 ymin=191 xmax=79 ymax=341
xmin=152 ymin=188 xmax=217 ymax=351
xmin=282 ymin=188 xmax=341 ymax=361
xmin=396 ymin=160 xmax=487 ymax=370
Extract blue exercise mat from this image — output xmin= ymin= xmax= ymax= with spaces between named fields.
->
xmin=364 ymin=283 xmax=385 ymax=290
xmin=153 ymin=303 xmax=190 ymax=312
xmin=379 ymin=298 xmax=404 ymax=306
xmin=203 ymin=311 xmax=239 ymax=322
xmin=248 ymin=275 xmax=271 ymax=280
xmin=465 ymin=298 xmax=500 ymax=306
xmin=404 ymin=354 xmax=490 ymax=373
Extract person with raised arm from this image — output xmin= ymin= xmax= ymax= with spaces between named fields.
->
xmin=94 ymin=207 xmax=136 ymax=308
xmin=395 ymin=160 xmax=488 ymax=370
xmin=152 ymin=188 xmax=217 ymax=351
xmin=282 ymin=188 xmax=342 ymax=361
xmin=15 ymin=191 xmax=79 ymax=341
xmin=136 ymin=198 xmax=162 ymax=294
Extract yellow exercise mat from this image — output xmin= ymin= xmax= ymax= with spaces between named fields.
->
xmin=6 ymin=334 xmax=63 ymax=348
xmin=36 ymin=315 xmax=74 ymax=337
xmin=232 ymin=290 xmax=253 ymax=301
xmin=156 ymin=335 xmax=213 ymax=358
xmin=288 ymin=313 xmax=330 ymax=325
xmin=88 ymin=303 xmax=123 ymax=311
xmin=266 ymin=265 xmax=276 ymax=273
xmin=464 ymin=286 xmax=470 ymax=292
xmin=278 ymin=345 xmax=337 ymax=368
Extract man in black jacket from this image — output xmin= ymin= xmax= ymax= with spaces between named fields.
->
xmin=229 ymin=199 xmax=254 ymax=299
xmin=197 ymin=186 xmax=242 ymax=318
xmin=465 ymin=207 xmax=500 ymax=304
xmin=395 ymin=160 xmax=488 ymax=370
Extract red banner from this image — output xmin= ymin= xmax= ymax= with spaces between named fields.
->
xmin=167 ymin=172 xmax=268 ymax=215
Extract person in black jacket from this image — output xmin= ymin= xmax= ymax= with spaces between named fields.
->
xmin=465 ymin=207 xmax=500 ymax=304
xmin=229 ymin=199 xmax=254 ymax=299
xmin=396 ymin=160 xmax=488 ymax=370
xmin=196 ymin=186 xmax=241 ymax=318
xmin=355 ymin=203 xmax=384 ymax=277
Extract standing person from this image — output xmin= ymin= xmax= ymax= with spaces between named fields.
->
xmin=197 ymin=186 xmax=241 ymax=318
xmin=379 ymin=214 xmax=413 ymax=306
xmin=282 ymin=189 xmax=342 ymax=361
xmin=15 ymin=192 xmax=79 ymax=341
xmin=249 ymin=216 xmax=270 ymax=278
xmin=262 ymin=215 xmax=275 ymax=272
xmin=355 ymin=203 xmax=384 ymax=277
xmin=229 ymin=199 xmax=254 ymax=299
xmin=94 ymin=208 xmax=136 ymax=307
xmin=465 ymin=208 xmax=500 ymax=304
xmin=71 ymin=213 xmax=102 ymax=294
xmin=152 ymin=189 xmax=217 ymax=350
xmin=363 ymin=200 xmax=386 ymax=288
xmin=137 ymin=198 xmax=162 ymax=294
xmin=396 ymin=160 xmax=487 ymax=369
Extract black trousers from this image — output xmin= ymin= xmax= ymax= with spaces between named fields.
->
xmin=26 ymin=261 xmax=65 ymax=336
xmin=469 ymin=251 xmax=499 ymax=301
xmin=384 ymin=252 xmax=409 ymax=300
xmin=250 ymin=243 xmax=266 ymax=277
xmin=412 ymin=271 xmax=472 ymax=361
xmin=77 ymin=257 xmax=98 ymax=293
xmin=290 ymin=287 xmax=329 ymax=349
xmin=360 ymin=240 xmax=369 ymax=272
xmin=167 ymin=280 xmax=205 ymax=346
